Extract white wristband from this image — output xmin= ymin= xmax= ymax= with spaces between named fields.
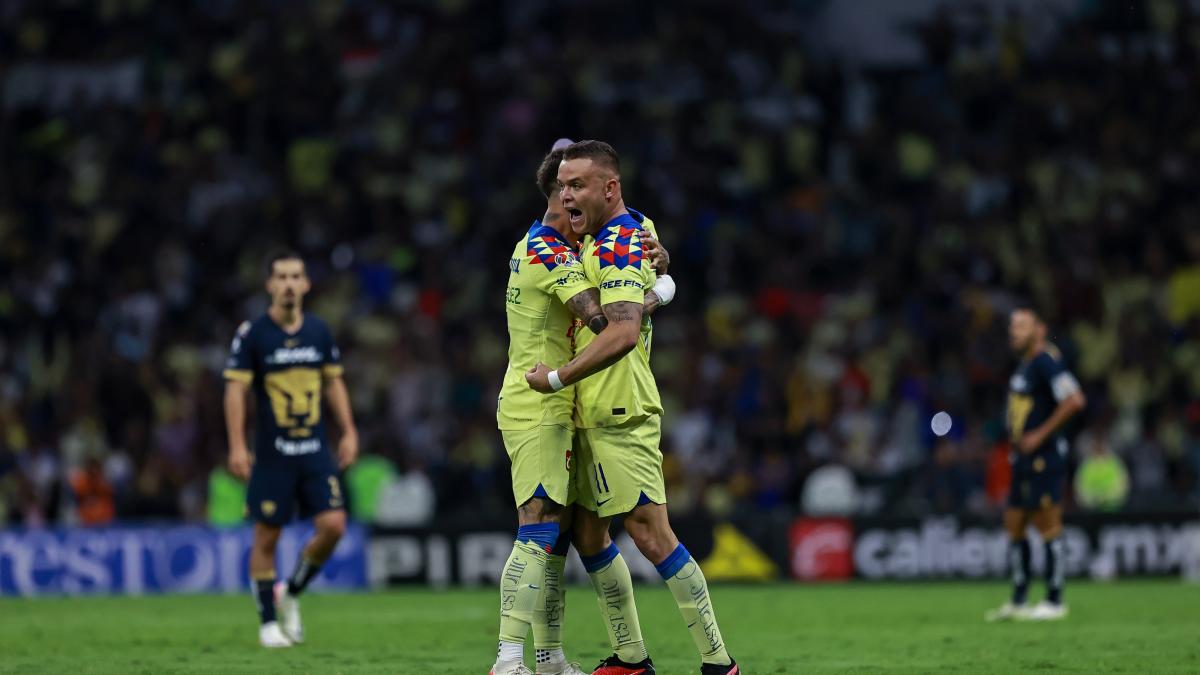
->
xmin=547 ymin=369 xmax=565 ymax=392
xmin=653 ymin=275 xmax=676 ymax=305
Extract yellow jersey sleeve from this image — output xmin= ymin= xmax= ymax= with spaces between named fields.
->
xmin=593 ymin=227 xmax=650 ymax=306
xmin=537 ymin=248 xmax=594 ymax=306
xmin=499 ymin=223 xmax=583 ymax=430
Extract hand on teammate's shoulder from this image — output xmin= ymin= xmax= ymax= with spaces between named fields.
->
xmin=644 ymin=236 xmax=669 ymax=275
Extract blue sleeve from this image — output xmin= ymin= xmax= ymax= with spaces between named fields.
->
xmin=322 ymin=322 xmax=344 ymax=378
xmin=1033 ymin=353 xmax=1064 ymax=394
xmin=224 ymin=321 xmax=256 ymax=383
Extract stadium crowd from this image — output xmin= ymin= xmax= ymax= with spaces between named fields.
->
xmin=2 ymin=0 xmax=1199 ymax=527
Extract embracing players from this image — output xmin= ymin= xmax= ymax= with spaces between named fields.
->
xmin=987 ymin=305 xmax=1086 ymax=622
xmin=527 ymin=141 xmax=737 ymax=675
xmin=492 ymin=141 xmax=673 ymax=675
xmin=224 ymin=250 xmax=359 ymax=647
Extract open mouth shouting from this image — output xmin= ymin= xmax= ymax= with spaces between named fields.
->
xmin=567 ymin=207 xmax=584 ymax=230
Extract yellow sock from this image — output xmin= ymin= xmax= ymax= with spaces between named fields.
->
xmin=583 ymin=545 xmax=647 ymax=663
xmin=661 ymin=550 xmax=731 ymax=666
xmin=497 ymin=541 xmax=549 ymax=649
xmin=532 ymin=553 xmax=567 ymax=664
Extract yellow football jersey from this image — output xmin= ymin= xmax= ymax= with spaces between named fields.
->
xmin=573 ymin=209 xmax=663 ymax=428
xmin=498 ymin=221 xmax=593 ymax=430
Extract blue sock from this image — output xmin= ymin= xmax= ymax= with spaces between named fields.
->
xmin=654 ymin=544 xmax=691 ymax=580
xmin=517 ymin=522 xmax=560 ymax=553
xmin=1010 ymin=539 xmax=1031 ymax=605
xmin=579 ymin=542 xmax=620 ymax=573
xmin=254 ymin=578 xmax=276 ymax=624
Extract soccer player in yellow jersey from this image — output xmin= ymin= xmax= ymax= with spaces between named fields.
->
xmin=492 ymin=142 xmax=673 ymax=675
xmin=527 ymin=141 xmax=737 ymax=675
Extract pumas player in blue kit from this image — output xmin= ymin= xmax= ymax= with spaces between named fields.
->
xmin=224 ymin=250 xmax=359 ymax=647
xmin=987 ymin=305 xmax=1086 ymax=622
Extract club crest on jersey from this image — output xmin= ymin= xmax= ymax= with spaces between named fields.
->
xmin=595 ymin=225 xmax=643 ymax=269
xmin=527 ymin=235 xmax=573 ymax=271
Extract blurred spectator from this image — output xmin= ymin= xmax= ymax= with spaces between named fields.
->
xmin=376 ymin=468 xmax=437 ymax=527
xmin=70 ymin=457 xmax=115 ymax=526
xmin=206 ymin=467 xmax=246 ymax=527
xmin=345 ymin=454 xmax=398 ymax=523
xmin=1074 ymin=433 xmax=1130 ymax=512
xmin=801 ymin=465 xmax=858 ymax=516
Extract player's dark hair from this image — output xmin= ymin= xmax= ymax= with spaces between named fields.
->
xmin=1012 ymin=300 xmax=1039 ymax=318
xmin=536 ymin=148 xmax=567 ymax=199
xmin=265 ymin=248 xmax=304 ymax=278
xmin=562 ymin=140 xmax=620 ymax=176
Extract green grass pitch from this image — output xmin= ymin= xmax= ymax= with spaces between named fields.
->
xmin=2 ymin=581 xmax=1197 ymax=673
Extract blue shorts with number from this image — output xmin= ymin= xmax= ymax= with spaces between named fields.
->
xmin=1008 ymin=446 xmax=1066 ymax=510
xmin=247 ymin=453 xmax=344 ymax=526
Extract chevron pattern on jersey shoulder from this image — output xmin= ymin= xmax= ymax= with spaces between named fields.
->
xmin=527 ymin=234 xmax=576 ymax=271
xmin=593 ymin=225 xmax=643 ymax=270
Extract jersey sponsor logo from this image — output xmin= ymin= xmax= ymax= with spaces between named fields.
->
xmin=509 ymin=257 xmax=520 ymax=274
xmin=265 ymin=346 xmax=323 ymax=365
xmin=274 ymin=436 xmax=323 ymax=455
xmin=556 ymin=270 xmax=587 ymax=286
xmin=595 ymin=226 xmax=643 ymax=270
xmin=600 ymin=279 xmax=643 ymax=291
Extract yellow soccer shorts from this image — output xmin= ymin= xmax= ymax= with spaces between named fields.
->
xmin=501 ymin=424 xmax=577 ymax=508
xmin=574 ymin=414 xmax=667 ymax=518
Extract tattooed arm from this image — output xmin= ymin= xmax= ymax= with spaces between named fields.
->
xmin=565 ymin=288 xmax=663 ymax=336
xmin=527 ymin=301 xmax=643 ymax=392
xmin=565 ymin=289 xmax=608 ymax=336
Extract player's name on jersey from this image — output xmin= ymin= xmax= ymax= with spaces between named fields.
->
xmin=274 ymin=437 xmax=323 ymax=456
xmin=265 ymin=346 xmax=325 ymax=365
